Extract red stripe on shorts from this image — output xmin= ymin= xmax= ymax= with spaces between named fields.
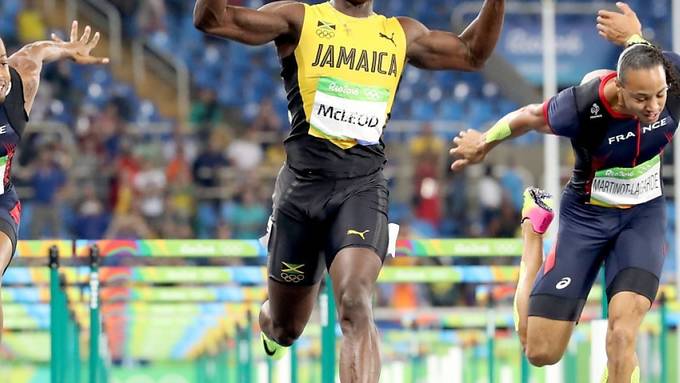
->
xmin=543 ymin=242 xmax=557 ymax=274
xmin=9 ymin=201 xmax=21 ymax=225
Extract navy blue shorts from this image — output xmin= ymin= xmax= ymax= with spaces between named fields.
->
xmin=0 ymin=185 xmax=21 ymax=275
xmin=529 ymin=188 xmax=666 ymax=321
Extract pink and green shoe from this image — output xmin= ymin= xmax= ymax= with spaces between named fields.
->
xmin=521 ymin=187 xmax=555 ymax=234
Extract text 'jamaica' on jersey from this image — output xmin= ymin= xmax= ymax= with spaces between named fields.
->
xmin=281 ymin=2 xmax=407 ymax=178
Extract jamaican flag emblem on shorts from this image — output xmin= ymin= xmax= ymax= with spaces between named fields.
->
xmin=281 ymin=262 xmax=305 ymax=283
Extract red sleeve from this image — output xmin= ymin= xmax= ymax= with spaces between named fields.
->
xmin=542 ymin=99 xmax=556 ymax=135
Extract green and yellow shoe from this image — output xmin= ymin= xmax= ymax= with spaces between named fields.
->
xmin=599 ymin=366 xmax=640 ymax=383
xmin=261 ymin=332 xmax=286 ymax=361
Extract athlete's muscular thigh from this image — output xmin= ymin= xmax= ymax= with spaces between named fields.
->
xmin=0 ymin=231 xmax=13 ymax=279
xmin=525 ymin=316 xmax=575 ymax=366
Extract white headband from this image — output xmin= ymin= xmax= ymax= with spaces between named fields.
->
xmin=617 ymin=44 xmax=654 ymax=78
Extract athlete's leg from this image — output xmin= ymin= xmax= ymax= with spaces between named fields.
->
xmin=0 ymin=231 xmax=15 ymax=343
xmin=324 ymin=172 xmax=389 ymax=383
xmin=258 ymin=165 xmax=329 ymax=354
xmin=515 ymin=188 xmax=555 ymax=346
xmin=520 ymin=219 xmax=575 ymax=366
xmin=258 ymin=208 xmax=325 ymax=351
xmin=605 ymin=292 xmax=648 ymax=383
xmin=514 ymin=219 xmax=546 ymax=348
xmin=329 ymin=247 xmax=382 ymax=383
xmin=259 ymin=280 xmax=321 ymax=346
xmin=520 ymin=188 xmax=615 ymax=366
xmin=514 ymin=188 xmax=571 ymax=364
xmin=602 ymin=198 xmax=665 ymax=382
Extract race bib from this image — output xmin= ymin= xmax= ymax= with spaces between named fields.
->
xmin=0 ymin=155 xmax=8 ymax=196
xmin=590 ymin=155 xmax=662 ymax=207
xmin=309 ymin=77 xmax=389 ymax=145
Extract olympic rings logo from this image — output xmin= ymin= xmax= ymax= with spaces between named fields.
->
xmin=316 ymin=28 xmax=335 ymax=39
xmin=364 ymin=89 xmax=382 ymax=100
xmin=281 ymin=272 xmax=305 ymax=283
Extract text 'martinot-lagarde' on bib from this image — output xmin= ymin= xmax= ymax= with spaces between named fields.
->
xmin=590 ymin=155 xmax=662 ymax=207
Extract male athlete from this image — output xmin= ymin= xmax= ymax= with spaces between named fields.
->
xmin=193 ymin=0 xmax=504 ymax=381
xmin=0 ymin=21 xmax=108 ymax=342
xmin=451 ymin=3 xmax=674 ymax=382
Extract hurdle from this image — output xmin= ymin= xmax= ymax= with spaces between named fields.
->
xmin=49 ymin=245 xmax=81 ymax=383
xmin=4 ymin=239 xmax=679 ymax=383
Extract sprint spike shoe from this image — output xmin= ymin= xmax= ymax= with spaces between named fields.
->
xmin=261 ymin=332 xmax=286 ymax=361
xmin=521 ymin=187 xmax=555 ymax=234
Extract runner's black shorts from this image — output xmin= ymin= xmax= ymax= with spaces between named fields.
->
xmin=529 ymin=188 xmax=666 ymax=321
xmin=0 ymin=185 xmax=21 ymax=275
xmin=263 ymin=164 xmax=389 ymax=286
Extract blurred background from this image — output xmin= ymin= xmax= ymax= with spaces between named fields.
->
xmin=0 ymin=0 xmax=678 ymax=382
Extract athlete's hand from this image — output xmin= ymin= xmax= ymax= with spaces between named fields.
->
xmin=449 ymin=129 xmax=487 ymax=171
xmin=596 ymin=2 xmax=642 ymax=46
xmin=51 ymin=21 xmax=109 ymax=65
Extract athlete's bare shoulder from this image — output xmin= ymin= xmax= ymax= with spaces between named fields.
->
xmin=260 ymin=1 xmax=305 ymax=40
xmin=259 ymin=0 xmax=305 ymax=23
xmin=394 ymin=16 xmax=428 ymax=47
xmin=581 ymin=69 xmax=614 ymax=85
xmin=260 ymin=0 xmax=304 ymax=11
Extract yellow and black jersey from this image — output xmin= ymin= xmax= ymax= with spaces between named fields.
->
xmin=282 ymin=1 xmax=407 ymax=178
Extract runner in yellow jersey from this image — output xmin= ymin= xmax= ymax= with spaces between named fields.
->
xmin=193 ymin=1 xmax=504 ymax=380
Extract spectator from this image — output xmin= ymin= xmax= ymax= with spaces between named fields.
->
xmin=215 ymin=220 xmax=233 ymax=239
xmin=16 ymin=0 xmax=45 ymax=44
xmin=29 ymin=148 xmax=66 ymax=238
xmin=104 ymin=212 xmax=155 ymax=239
xmin=0 ymin=0 xmax=21 ymax=46
xmin=107 ymin=165 xmax=156 ymax=240
xmin=74 ymin=183 xmax=109 ymax=239
xmin=443 ymin=169 xmax=469 ymax=236
xmin=409 ymin=122 xmax=445 ymax=161
xmin=192 ymin=131 xmax=228 ymax=189
xmin=132 ymin=155 xmax=167 ymax=227
xmin=226 ymin=129 xmax=263 ymax=172
xmin=190 ymin=88 xmax=222 ymax=129
xmin=250 ymin=98 xmax=282 ymax=133
xmin=229 ymin=189 xmax=267 ymax=239
xmin=43 ymin=61 xmax=77 ymax=113
xmin=108 ymin=141 xmax=140 ymax=210
xmin=166 ymin=166 xmax=195 ymax=220
xmin=137 ymin=0 xmax=166 ymax=35
xmin=487 ymin=195 xmax=519 ymax=238
xmin=499 ymin=156 xmax=531 ymax=212
xmin=109 ymin=0 xmax=140 ymax=37
xmin=165 ymin=142 xmax=192 ymax=184
xmin=477 ymin=164 xmax=502 ymax=230
xmin=72 ymin=136 xmax=101 ymax=179
xmin=412 ymin=152 xmax=442 ymax=229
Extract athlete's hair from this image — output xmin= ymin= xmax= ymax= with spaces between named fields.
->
xmin=617 ymin=42 xmax=680 ymax=97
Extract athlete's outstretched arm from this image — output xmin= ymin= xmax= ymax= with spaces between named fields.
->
xmin=449 ymin=104 xmax=550 ymax=171
xmin=8 ymin=20 xmax=108 ymax=115
xmin=596 ymin=2 xmax=642 ymax=46
xmin=193 ymin=0 xmax=302 ymax=45
xmin=399 ymin=0 xmax=504 ymax=71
